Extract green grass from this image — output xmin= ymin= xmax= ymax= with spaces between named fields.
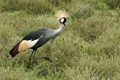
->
xmin=0 ymin=0 xmax=120 ymax=80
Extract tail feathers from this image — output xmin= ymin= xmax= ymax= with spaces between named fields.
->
xmin=10 ymin=42 xmax=20 ymax=57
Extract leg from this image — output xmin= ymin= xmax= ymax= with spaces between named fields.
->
xmin=29 ymin=50 xmax=34 ymax=60
xmin=29 ymin=50 xmax=53 ymax=68
xmin=33 ymin=50 xmax=36 ymax=68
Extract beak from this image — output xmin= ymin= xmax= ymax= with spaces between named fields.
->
xmin=63 ymin=23 xmax=66 ymax=27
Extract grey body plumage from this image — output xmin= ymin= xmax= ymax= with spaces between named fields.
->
xmin=29 ymin=27 xmax=62 ymax=50
xmin=22 ymin=18 xmax=63 ymax=50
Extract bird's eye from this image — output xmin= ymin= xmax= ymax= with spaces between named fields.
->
xmin=60 ymin=18 xmax=64 ymax=23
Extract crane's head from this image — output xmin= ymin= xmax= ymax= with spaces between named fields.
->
xmin=55 ymin=10 xmax=69 ymax=27
xmin=59 ymin=18 xmax=67 ymax=26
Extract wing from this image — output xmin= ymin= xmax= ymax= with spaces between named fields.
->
xmin=18 ymin=28 xmax=48 ymax=51
xmin=10 ymin=28 xmax=52 ymax=56
xmin=22 ymin=28 xmax=47 ymax=41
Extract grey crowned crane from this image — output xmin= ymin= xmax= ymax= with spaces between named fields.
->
xmin=9 ymin=10 xmax=69 ymax=67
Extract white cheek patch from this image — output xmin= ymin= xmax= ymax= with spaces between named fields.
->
xmin=61 ymin=18 xmax=64 ymax=22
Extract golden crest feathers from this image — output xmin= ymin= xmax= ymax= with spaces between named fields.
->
xmin=55 ymin=10 xmax=69 ymax=18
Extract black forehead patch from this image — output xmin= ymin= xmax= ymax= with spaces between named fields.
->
xmin=64 ymin=18 xmax=67 ymax=23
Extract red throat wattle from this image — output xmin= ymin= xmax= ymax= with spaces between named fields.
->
xmin=60 ymin=22 xmax=62 ymax=24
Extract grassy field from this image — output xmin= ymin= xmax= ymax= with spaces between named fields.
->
xmin=0 ymin=0 xmax=120 ymax=80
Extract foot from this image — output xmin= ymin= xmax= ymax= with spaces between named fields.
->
xmin=29 ymin=57 xmax=32 ymax=60
xmin=44 ymin=57 xmax=53 ymax=62
xmin=34 ymin=57 xmax=53 ymax=62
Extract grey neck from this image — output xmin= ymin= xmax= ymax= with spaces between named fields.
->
xmin=55 ymin=18 xmax=63 ymax=33
xmin=49 ymin=18 xmax=63 ymax=42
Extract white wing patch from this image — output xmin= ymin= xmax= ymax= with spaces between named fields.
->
xmin=27 ymin=39 xmax=39 ymax=48
xmin=28 ymin=35 xmax=43 ymax=48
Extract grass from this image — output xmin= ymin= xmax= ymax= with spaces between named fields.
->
xmin=0 ymin=0 xmax=120 ymax=80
